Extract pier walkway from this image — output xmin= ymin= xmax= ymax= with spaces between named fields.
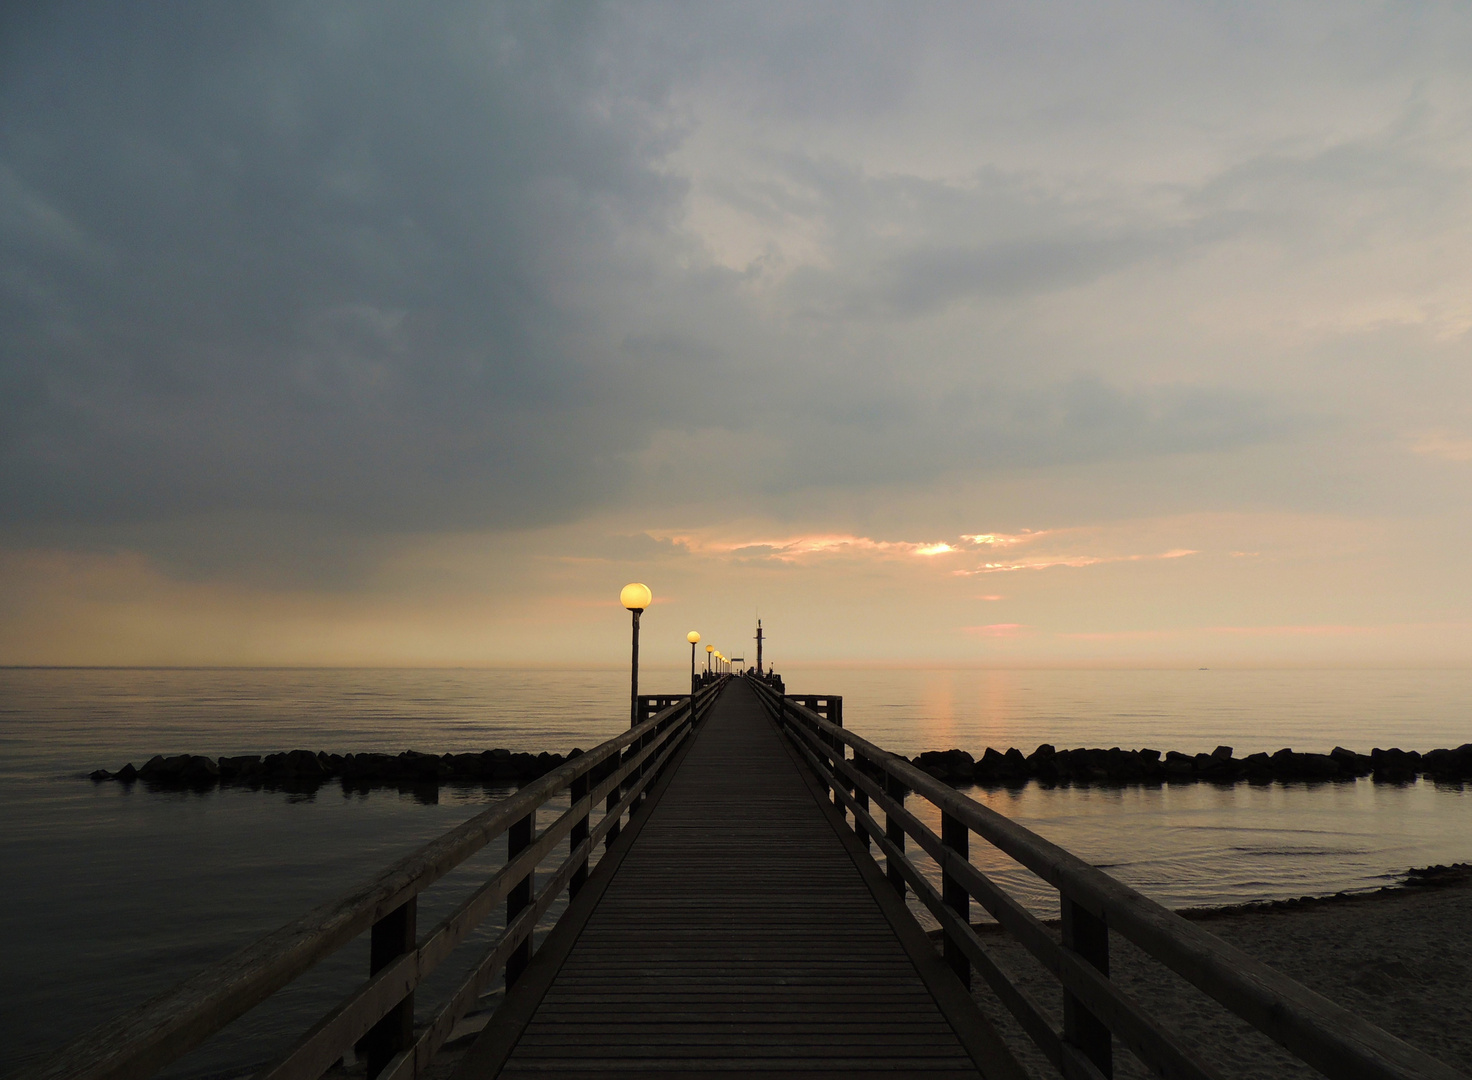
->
xmin=455 ymin=679 xmax=1014 ymax=1078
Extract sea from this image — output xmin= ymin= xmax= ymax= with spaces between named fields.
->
xmin=3 ymin=665 xmax=1470 ymax=1077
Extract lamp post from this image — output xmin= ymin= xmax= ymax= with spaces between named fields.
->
xmin=620 ymin=583 xmax=652 ymax=728
xmin=687 ymin=630 xmax=700 ymax=710
xmin=705 ymin=643 xmax=713 ymax=678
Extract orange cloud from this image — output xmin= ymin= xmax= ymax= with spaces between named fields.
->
xmin=960 ymin=530 xmax=1050 ymax=547
xmin=954 ymin=549 xmax=1198 ymax=574
xmin=962 ymin=623 xmax=1029 ymax=637
xmin=661 ymin=532 xmax=963 ymax=562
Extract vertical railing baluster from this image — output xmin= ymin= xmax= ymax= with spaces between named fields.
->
xmin=885 ymin=772 xmax=906 ymax=896
xmin=570 ymin=770 xmax=589 ymax=898
xmin=362 ymin=897 xmax=416 ymax=1080
xmin=506 ymin=807 xmax=536 ymax=987
xmin=940 ymin=812 xmax=970 ymax=988
xmin=1062 ymin=895 xmax=1113 ymax=1077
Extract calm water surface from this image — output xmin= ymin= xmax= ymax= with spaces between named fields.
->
xmin=3 ymin=666 xmax=1470 ymax=1075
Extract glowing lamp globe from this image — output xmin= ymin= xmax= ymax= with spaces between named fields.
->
xmin=687 ymin=630 xmax=701 ymax=644
xmin=706 ymin=644 xmax=714 ymax=654
xmin=620 ymin=583 xmax=652 ymax=611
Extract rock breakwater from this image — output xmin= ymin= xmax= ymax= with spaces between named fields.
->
xmin=88 ymin=748 xmax=581 ymax=792
xmin=909 ymin=743 xmax=1472 ymax=786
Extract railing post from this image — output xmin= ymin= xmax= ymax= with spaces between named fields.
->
xmin=569 ymin=771 xmax=589 ymax=898
xmin=1062 ymin=895 xmax=1113 ymax=1077
xmin=361 ymin=897 xmax=415 ymax=1080
xmin=853 ymin=750 xmax=870 ymax=849
xmin=940 ymin=812 xmax=970 ymax=988
xmin=506 ymin=808 xmax=535 ymax=987
xmin=603 ymin=751 xmax=621 ymax=848
xmin=631 ymin=729 xmax=646 ymax=812
xmin=885 ymin=772 xmax=906 ymax=896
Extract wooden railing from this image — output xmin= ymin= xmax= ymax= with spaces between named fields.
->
xmin=30 ymin=679 xmax=727 ymax=1080
xmin=636 ymin=695 xmax=687 ymax=721
xmin=747 ymin=677 xmax=1465 ymax=1080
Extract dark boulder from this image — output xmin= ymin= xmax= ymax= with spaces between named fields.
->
xmin=180 ymin=756 xmax=220 ymax=785
xmin=916 ymin=749 xmax=975 ymax=783
xmin=1195 ymin=753 xmax=1241 ymax=782
xmin=1370 ymin=747 xmax=1420 ymax=781
xmin=1270 ymin=750 xmax=1340 ymax=780
xmin=280 ymin=750 xmax=326 ymax=779
xmin=218 ymin=755 xmax=262 ymax=780
xmin=1163 ymin=751 xmax=1195 ymax=779
xmin=1029 ymin=744 xmax=1058 ymax=783
xmin=975 ymin=747 xmax=1009 ymax=782
xmin=449 ymin=752 xmax=488 ymax=779
xmin=1243 ymin=752 xmax=1273 ymax=781
xmin=139 ymin=754 xmax=191 ymax=782
xmin=1329 ymin=746 xmax=1372 ymax=776
xmin=489 ymin=749 xmax=517 ymax=781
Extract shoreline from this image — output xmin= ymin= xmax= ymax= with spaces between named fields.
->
xmin=928 ymin=863 xmax=1472 ymax=938
xmin=944 ymin=864 xmax=1472 ymax=1078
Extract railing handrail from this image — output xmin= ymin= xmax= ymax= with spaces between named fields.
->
xmin=749 ymin=677 xmax=1466 ymax=1080
xmin=31 ymin=680 xmax=727 ymax=1080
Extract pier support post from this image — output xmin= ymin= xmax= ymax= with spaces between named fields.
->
xmin=941 ymin=811 xmax=970 ymax=988
xmin=1062 ymin=896 xmax=1113 ymax=1077
xmin=362 ymin=897 xmax=416 ymax=1080
xmin=506 ymin=808 xmax=536 ymax=987
xmin=853 ymin=751 xmax=871 ymax=850
xmin=885 ymin=773 xmax=906 ymax=897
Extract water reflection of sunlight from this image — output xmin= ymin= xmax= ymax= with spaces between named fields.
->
xmin=918 ymin=674 xmax=957 ymax=747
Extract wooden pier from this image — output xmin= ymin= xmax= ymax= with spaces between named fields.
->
xmin=27 ymin=675 xmax=1468 ymax=1080
xmin=456 ymin=678 xmax=1015 ymax=1078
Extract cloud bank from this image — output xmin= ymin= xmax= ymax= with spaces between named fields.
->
xmin=2 ymin=1 xmax=1470 ymax=662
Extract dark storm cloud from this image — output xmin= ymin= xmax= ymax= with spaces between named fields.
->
xmin=0 ymin=2 xmax=696 ymax=532
xmin=0 ymin=0 xmax=1328 ymax=568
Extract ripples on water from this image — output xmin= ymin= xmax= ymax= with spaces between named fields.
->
xmin=2 ymin=666 xmax=1469 ymax=1074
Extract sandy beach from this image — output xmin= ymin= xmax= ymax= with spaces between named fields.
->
xmin=966 ymin=866 xmax=1472 ymax=1079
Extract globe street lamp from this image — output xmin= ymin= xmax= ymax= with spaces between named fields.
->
xmin=705 ymin=643 xmax=714 ymax=678
xmin=687 ymin=631 xmax=700 ymax=709
xmin=620 ymin=583 xmax=652 ymax=728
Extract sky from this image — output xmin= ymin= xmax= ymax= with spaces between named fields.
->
xmin=2 ymin=1 xmax=1471 ymax=668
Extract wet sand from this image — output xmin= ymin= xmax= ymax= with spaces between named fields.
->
xmin=965 ymin=866 xmax=1472 ymax=1078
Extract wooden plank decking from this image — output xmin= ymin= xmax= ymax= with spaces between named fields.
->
xmin=455 ymin=679 xmax=1016 ymax=1079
